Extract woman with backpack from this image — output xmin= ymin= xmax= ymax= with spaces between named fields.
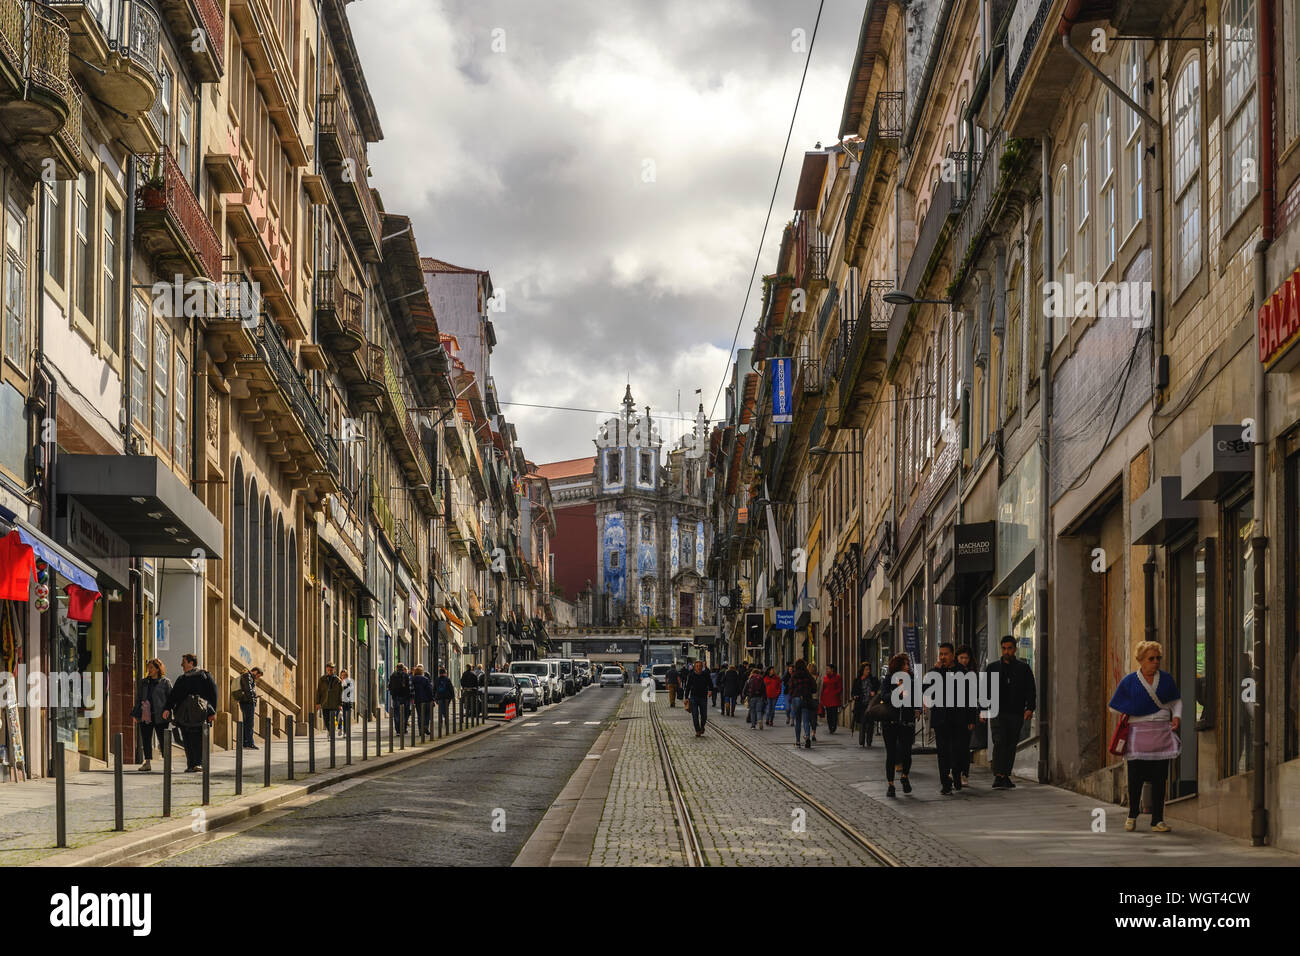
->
xmin=131 ymin=658 xmax=171 ymax=772
xmin=788 ymin=659 xmax=817 ymax=749
xmin=880 ymin=652 xmax=918 ymax=798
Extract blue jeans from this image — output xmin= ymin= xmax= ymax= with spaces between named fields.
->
xmin=748 ymin=696 xmax=765 ymax=726
xmin=791 ymin=697 xmax=813 ymax=742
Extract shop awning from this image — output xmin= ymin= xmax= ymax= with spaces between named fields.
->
xmin=0 ymin=513 xmax=99 ymax=591
xmin=934 ymin=521 xmax=995 ymax=605
xmin=692 ymin=626 xmax=718 ymax=646
xmin=1180 ymin=425 xmax=1252 ymax=500
xmin=1132 ymin=477 xmax=1198 ymax=545
xmin=56 ymin=455 xmax=223 ymax=558
xmin=442 ymin=606 xmax=466 ymax=630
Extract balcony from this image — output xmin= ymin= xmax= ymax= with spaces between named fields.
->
xmin=887 ymin=174 xmax=961 ymax=372
xmin=843 ymin=90 xmax=902 ymax=264
xmin=1003 ymin=0 xmax=1113 ymax=137
xmin=315 ymin=270 xmax=365 ymax=354
xmin=51 ymin=0 xmax=160 ymax=148
xmin=156 ymin=0 xmax=223 ymax=82
xmin=0 ymin=1 xmax=81 ymax=180
xmin=948 ymin=130 xmax=1033 ymax=293
xmin=831 ymin=280 xmax=892 ymax=429
xmin=135 ymin=147 xmax=221 ymax=280
xmin=395 ymin=519 xmax=420 ymax=574
xmin=370 ymin=476 xmax=396 ymax=546
xmin=794 ymin=213 xmax=828 ymax=293
xmin=319 ymin=91 xmax=382 ymax=261
xmin=228 ymin=0 xmax=308 ymax=166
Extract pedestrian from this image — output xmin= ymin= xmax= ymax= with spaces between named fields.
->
xmin=339 ymin=668 xmax=355 ymax=735
xmin=665 ymin=660 xmax=681 ymax=707
xmin=230 ymin=666 xmax=261 ymax=749
xmin=684 ymin=659 xmax=712 ymax=736
xmin=434 ymin=667 xmax=455 ymax=732
xmin=763 ymin=666 xmax=781 ymax=726
xmin=955 ymin=647 xmax=978 ymax=785
xmin=460 ymin=662 xmax=480 ymax=717
xmin=745 ymin=667 xmax=766 ymax=729
xmin=788 ymin=659 xmax=817 ymax=748
xmin=807 ymin=664 xmax=820 ymax=741
xmin=879 ymin=652 xmax=918 ymax=797
xmin=316 ymin=662 xmax=344 ymax=738
xmin=710 ymin=664 xmax=721 ymax=708
xmin=678 ymin=662 xmax=691 ymax=699
xmin=981 ymin=636 xmax=1036 ymax=789
xmin=722 ymin=663 xmax=742 ymax=716
xmin=1110 ymin=641 xmax=1181 ymax=832
xmin=931 ymin=643 xmax=968 ymax=795
xmin=388 ymin=662 xmax=413 ymax=732
xmin=851 ymin=662 xmax=880 ymax=747
xmin=131 ymin=658 xmax=172 ymax=771
xmin=161 ymin=654 xmax=217 ymax=772
xmin=783 ymin=662 xmax=794 ymax=725
xmin=411 ymin=664 xmax=435 ymax=734
xmin=821 ymin=664 xmax=844 ymax=734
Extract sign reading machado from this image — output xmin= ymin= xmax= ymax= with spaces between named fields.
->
xmin=769 ymin=357 xmax=793 ymax=424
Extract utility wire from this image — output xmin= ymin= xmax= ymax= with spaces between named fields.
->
xmin=706 ymin=0 xmax=826 ymax=424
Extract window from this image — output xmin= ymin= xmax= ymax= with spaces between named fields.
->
xmin=74 ymin=173 xmax=92 ymax=319
xmin=158 ymin=63 xmax=172 ymax=146
xmin=43 ymin=183 xmax=65 ymax=290
xmin=923 ymin=349 xmax=934 ymax=459
xmin=177 ymin=99 xmax=192 ymax=180
xmin=938 ymin=316 xmax=951 ymax=423
xmin=262 ymin=498 xmax=274 ymax=637
xmin=275 ymin=515 xmax=286 ymax=648
xmin=1097 ymin=93 xmax=1115 ymax=268
xmin=1074 ymin=132 xmax=1090 ymax=284
xmin=130 ymin=297 xmax=148 ymax=427
xmin=4 ymin=201 xmax=27 ymax=368
xmin=1124 ymin=44 xmax=1144 ymax=234
xmin=639 ymin=451 xmax=651 ymax=483
xmin=1223 ymin=0 xmax=1258 ymax=224
xmin=102 ymin=204 xmax=120 ymax=356
xmin=1054 ymin=169 xmax=1069 ymax=345
xmin=1173 ymin=60 xmax=1202 ymax=292
xmin=247 ymin=479 xmax=261 ymax=625
xmin=1229 ymin=496 xmax=1255 ymax=775
xmin=288 ymin=530 xmax=299 ymax=659
xmin=232 ymin=461 xmax=246 ymax=610
xmin=606 ymin=449 xmax=621 ymax=484
xmin=1005 ymin=267 xmax=1022 ymax=419
xmin=174 ymin=350 xmax=189 ymax=468
xmin=1288 ymin=1 xmax=1300 ymax=143
xmin=153 ymin=320 xmax=170 ymax=449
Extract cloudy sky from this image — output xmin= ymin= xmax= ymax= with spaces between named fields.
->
xmin=351 ymin=0 xmax=863 ymax=464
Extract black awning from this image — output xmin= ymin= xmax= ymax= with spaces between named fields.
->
xmin=1180 ymin=425 xmax=1252 ymax=500
xmin=57 ymin=455 xmax=223 ymax=558
xmin=1132 ymin=476 xmax=1198 ymax=546
xmin=935 ymin=521 xmax=995 ymax=605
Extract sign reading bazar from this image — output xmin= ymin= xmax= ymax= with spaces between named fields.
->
xmin=1259 ymin=268 xmax=1300 ymax=370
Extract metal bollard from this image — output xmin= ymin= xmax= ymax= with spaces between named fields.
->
xmin=329 ymin=716 xmax=337 ymax=768
xmin=112 ymin=732 xmax=124 ymax=831
xmin=308 ymin=711 xmax=315 ymax=774
xmin=54 ymin=742 xmax=67 ymax=848
xmin=235 ymin=721 xmax=243 ymax=796
xmin=263 ymin=715 xmax=272 ymax=788
xmin=163 ymin=731 xmax=172 ymax=817
xmin=420 ymin=703 xmax=427 ymax=743
xmin=287 ymin=715 xmax=295 ymax=781
xmin=362 ymin=709 xmax=368 ymax=762
xmin=388 ymin=711 xmax=394 ymax=754
xmin=345 ymin=709 xmax=352 ymax=765
xmin=202 ymin=723 xmax=210 ymax=805
xmin=399 ymin=705 xmax=405 ymax=750
xmin=437 ymin=701 xmax=444 ymax=739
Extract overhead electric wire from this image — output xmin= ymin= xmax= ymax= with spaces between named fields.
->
xmin=706 ymin=0 xmax=827 ymax=425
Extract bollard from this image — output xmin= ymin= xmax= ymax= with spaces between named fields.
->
xmin=263 ymin=715 xmax=272 ymax=788
xmin=388 ymin=710 xmax=394 ymax=754
xmin=398 ymin=705 xmax=405 ymax=750
xmin=112 ymin=732 xmax=124 ymax=831
xmin=202 ymin=722 xmax=211 ymax=806
xmin=163 ymin=731 xmax=172 ymax=817
xmin=361 ymin=709 xmax=368 ymax=762
xmin=234 ymin=721 xmax=243 ymax=796
xmin=345 ymin=709 xmax=352 ymax=765
xmin=287 ymin=715 xmax=295 ymax=781
xmin=55 ymin=741 xmax=67 ymax=848
xmin=329 ymin=716 xmax=337 ymax=769
xmin=420 ymin=703 xmax=427 ymax=743
xmin=409 ymin=704 xmax=415 ymax=748
xmin=437 ymin=701 xmax=443 ymax=739
xmin=308 ymin=711 xmax=316 ymax=774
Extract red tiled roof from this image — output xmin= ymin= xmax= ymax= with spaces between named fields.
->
xmin=422 ymin=257 xmax=486 ymax=274
xmin=536 ymin=456 xmax=595 ymax=480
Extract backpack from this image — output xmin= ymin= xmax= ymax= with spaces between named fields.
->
xmin=176 ymin=693 xmax=212 ymax=727
xmin=230 ymin=677 xmax=246 ymax=704
xmin=389 ymin=671 xmax=411 ymax=698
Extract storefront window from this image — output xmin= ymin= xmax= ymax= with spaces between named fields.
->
xmin=1229 ymin=496 xmax=1255 ymax=776
xmin=1286 ymin=453 xmax=1300 ymax=761
xmin=1010 ymin=577 xmax=1036 ymax=677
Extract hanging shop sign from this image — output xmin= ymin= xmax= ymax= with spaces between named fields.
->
xmin=769 ymin=357 xmax=793 ymax=424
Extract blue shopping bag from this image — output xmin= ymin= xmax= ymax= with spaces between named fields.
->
xmin=773 ymin=692 xmax=788 ymax=712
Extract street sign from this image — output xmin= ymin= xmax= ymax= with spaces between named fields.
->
xmin=774 ymin=609 xmax=795 ymax=629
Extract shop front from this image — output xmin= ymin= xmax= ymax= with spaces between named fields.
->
xmin=934 ymin=520 xmax=996 ymax=667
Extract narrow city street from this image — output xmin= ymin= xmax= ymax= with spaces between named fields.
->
xmin=150 ymin=688 xmax=626 ymax=867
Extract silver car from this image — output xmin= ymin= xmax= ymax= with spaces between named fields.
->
xmin=514 ymin=675 xmax=541 ymax=711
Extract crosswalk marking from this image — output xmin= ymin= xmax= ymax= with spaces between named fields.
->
xmin=553 ymin=720 xmax=571 ymax=725
xmin=584 ymin=721 xmax=600 ymax=725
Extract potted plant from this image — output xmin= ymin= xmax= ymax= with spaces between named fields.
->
xmin=140 ymin=155 xmax=166 ymax=210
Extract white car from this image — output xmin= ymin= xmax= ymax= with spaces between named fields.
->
xmin=599 ymin=666 xmax=625 ymax=687
xmin=509 ymin=661 xmax=557 ymax=704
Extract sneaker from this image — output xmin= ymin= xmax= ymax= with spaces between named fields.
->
xmin=804 ymin=738 xmax=812 ymax=749
xmin=1004 ymin=778 xmax=1017 ymax=789
xmin=886 ymin=784 xmax=896 ymax=798
xmin=953 ymin=778 xmax=962 ymax=791
xmin=992 ymin=776 xmax=1007 ymax=789
xmin=1124 ymin=818 xmax=1137 ymax=832
xmin=900 ymin=776 xmax=912 ymax=794
xmin=245 ymin=744 xmax=259 ymax=751
xmin=1152 ymin=822 xmax=1172 ymax=833
xmin=941 ymin=784 xmax=953 ymax=795
xmin=184 ymin=766 xmax=198 ymax=773
xmin=137 ymin=761 xmax=151 ymax=772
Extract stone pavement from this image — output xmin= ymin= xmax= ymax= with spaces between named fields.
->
xmin=0 ymin=709 xmax=490 ymax=866
xmin=735 ymin=707 xmax=1298 ymax=866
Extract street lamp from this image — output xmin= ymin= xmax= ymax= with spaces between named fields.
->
xmin=882 ymin=289 xmax=953 ymax=307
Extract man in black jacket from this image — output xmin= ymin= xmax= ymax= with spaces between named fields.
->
xmin=235 ymin=667 xmax=261 ymax=749
xmin=930 ymin=644 xmax=973 ymax=794
xmin=162 ymin=654 xmax=218 ymax=772
xmin=388 ymin=663 xmax=413 ymax=733
xmin=434 ymin=667 xmax=455 ymax=733
xmin=460 ymin=664 xmax=480 ymax=717
xmin=684 ymin=660 xmax=712 ymax=736
xmin=982 ymin=635 xmax=1037 ymax=789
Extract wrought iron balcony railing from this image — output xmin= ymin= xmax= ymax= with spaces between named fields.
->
xmin=136 ymin=147 xmax=221 ymax=279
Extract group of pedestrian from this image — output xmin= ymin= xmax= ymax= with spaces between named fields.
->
xmin=131 ymin=654 xmax=219 ymax=773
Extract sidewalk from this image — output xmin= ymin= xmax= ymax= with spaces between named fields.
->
xmin=734 ymin=705 xmax=1297 ymax=866
xmin=0 ymin=711 xmax=493 ymax=866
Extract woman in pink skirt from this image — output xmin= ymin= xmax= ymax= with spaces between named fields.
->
xmin=1108 ymin=640 xmax=1182 ymax=832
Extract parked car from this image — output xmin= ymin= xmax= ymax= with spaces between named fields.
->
xmin=514 ymin=675 xmax=541 ymax=712
xmin=508 ymin=661 xmax=555 ymax=703
xmin=484 ymin=673 xmax=521 ymax=715
xmin=600 ymin=666 xmax=624 ymax=688
xmin=651 ymin=664 xmax=672 ymax=689
xmin=576 ymin=659 xmax=594 ymax=686
xmin=537 ymin=659 xmax=566 ymax=701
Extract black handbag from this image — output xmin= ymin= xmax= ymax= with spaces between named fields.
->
xmin=969 ymin=721 xmax=988 ymax=750
xmin=865 ymin=691 xmax=890 ymax=722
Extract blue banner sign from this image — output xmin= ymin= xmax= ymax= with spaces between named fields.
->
xmin=774 ymin=609 xmax=796 ymax=629
xmin=769 ymin=357 xmax=793 ymax=423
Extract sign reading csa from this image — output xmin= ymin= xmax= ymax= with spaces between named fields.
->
xmin=1259 ymin=269 xmax=1300 ymax=370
